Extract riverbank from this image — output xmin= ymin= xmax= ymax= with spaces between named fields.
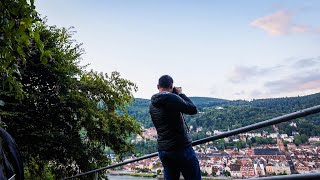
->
xmin=157 ymin=176 xmax=231 ymax=180
xmin=108 ymin=170 xmax=232 ymax=179
xmin=108 ymin=172 xmax=231 ymax=180
xmin=108 ymin=171 xmax=156 ymax=178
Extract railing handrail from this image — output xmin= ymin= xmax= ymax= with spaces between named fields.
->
xmin=63 ymin=105 xmax=320 ymax=179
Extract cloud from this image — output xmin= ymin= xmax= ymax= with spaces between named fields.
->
xmin=264 ymin=70 xmax=320 ymax=94
xmin=251 ymin=11 xmax=291 ymax=35
xmin=291 ymin=25 xmax=309 ymax=33
xmin=292 ymin=57 xmax=320 ymax=68
xmin=234 ymin=90 xmax=245 ymax=96
xmin=250 ymin=90 xmax=263 ymax=98
xmin=227 ymin=66 xmax=277 ymax=83
xmin=250 ymin=10 xmax=313 ymax=36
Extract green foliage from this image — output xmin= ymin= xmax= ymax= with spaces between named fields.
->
xmin=134 ymin=140 xmax=157 ymax=155
xmin=133 ymin=167 xmax=150 ymax=173
xmin=127 ymin=97 xmax=230 ymax=128
xmin=294 ymin=134 xmax=308 ymax=145
xmin=0 ymin=21 xmax=142 ymax=178
xmin=128 ymin=93 xmax=320 ymax=148
xmin=127 ymin=98 xmax=153 ymax=128
xmin=157 ymin=169 xmax=161 ymax=175
xmin=185 ymin=97 xmax=230 ymax=110
xmin=222 ymin=170 xmax=231 ymax=177
xmin=24 ymin=159 xmax=55 ymax=180
xmin=0 ymin=0 xmax=46 ymax=100
xmin=189 ymin=105 xmax=278 ymax=135
xmin=210 ymin=139 xmax=248 ymax=150
xmin=131 ymin=173 xmax=156 ymax=178
xmin=201 ymin=170 xmax=208 ymax=176
xmin=128 ymin=93 xmax=320 ymax=134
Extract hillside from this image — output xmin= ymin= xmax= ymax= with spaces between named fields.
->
xmin=127 ymin=97 xmax=229 ymax=128
xmin=128 ymin=93 xmax=320 ymax=137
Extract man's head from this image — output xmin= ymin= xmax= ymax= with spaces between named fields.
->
xmin=158 ymin=75 xmax=173 ymax=92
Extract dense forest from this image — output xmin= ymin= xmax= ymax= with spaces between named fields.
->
xmin=128 ymin=93 xmax=320 ymax=152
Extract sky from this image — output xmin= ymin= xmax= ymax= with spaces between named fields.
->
xmin=35 ymin=0 xmax=320 ymax=100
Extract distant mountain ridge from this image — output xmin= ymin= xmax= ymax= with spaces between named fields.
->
xmin=128 ymin=96 xmax=230 ymax=128
xmin=128 ymin=93 xmax=320 ymax=137
xmin=133 ymin=96 xmax=230 ymax=108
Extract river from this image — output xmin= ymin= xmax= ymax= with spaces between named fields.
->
xmin=107 ymin=175 xmax=154 ymax=180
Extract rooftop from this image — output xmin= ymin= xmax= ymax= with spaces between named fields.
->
xmin=254 ymin=148 xmax=285 ymax=156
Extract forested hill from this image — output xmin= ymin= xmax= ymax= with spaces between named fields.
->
xmin=127 ymin=97 xmax=230 ymax=128
xmin=128 ymin=93 xmax=320 ymax=137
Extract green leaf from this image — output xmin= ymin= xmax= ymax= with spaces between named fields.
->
xmin=9 ymin=82 xmax=13 ymax=92
xmin=17 ymin=46 xmax=25 ymax=56
xmin=34 ymin=31 xmax=41 ymax=44
xmin=40 ymin=54 xmax=48 ymax=64
xmin=19 ymin=34 xmax=29 ymax=44
xmin=40 ymin=50 xmax=51 ymax=64
xmin=43 ymin=50 xmax=52 ymax=56
xmin=9 ymin=20 xmax=15 ymax=30
xmin=30 ymin=0 xmax=35 ymax=7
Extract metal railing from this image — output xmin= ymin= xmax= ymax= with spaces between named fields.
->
xmin=0 ymin=128 xmax=24 ymax=180
xmin=64 ymin=105 xmax=320 ymax=179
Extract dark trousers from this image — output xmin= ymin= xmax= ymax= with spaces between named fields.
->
xmin=158 ymin=146 xmax=201 ymax=180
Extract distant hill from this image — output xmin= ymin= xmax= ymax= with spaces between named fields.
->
xmin=128 ymin=93 xmax=320 ymax=138
xmin=127 ymin=97 xmax=228 ymax=127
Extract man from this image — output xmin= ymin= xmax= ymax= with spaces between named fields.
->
xmin=149 ymin=75 xmax=201 ymax=180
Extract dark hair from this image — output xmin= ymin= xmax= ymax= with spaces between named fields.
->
xmin=158 ymin=75 xmax=173 ymax=88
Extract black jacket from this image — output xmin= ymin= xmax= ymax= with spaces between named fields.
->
xmin=149 ymin=92 xmax=197 ymax=151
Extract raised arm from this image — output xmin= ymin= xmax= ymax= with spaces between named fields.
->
xmin=164 ymin=93 xmax=198 ymax=115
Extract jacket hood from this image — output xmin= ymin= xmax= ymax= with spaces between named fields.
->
xmin=151 ymin=92 xmax=174 ymax=108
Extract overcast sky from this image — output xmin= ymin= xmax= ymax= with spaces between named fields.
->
xmin=36 ymin=0 xmax=320 ymax=100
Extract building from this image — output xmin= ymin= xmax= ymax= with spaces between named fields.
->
xmin=253 ymin=158 xmax=266 ymax=176
xmin=280 ymin=134 xmax=288 ymax=138
xmin=229 ymin=164 xmax=242 ymax=178
xmin=268 ymin=133 xmax=278 ymax=138
xmin=295 ymin=163 xmax=312 ymax=174
xmin=135 ymin=127 xmax=157 ymax=142
xmin=252 ymin=147 xmax=285 ymax=160
xmin=283 ymin=136 xmax=294 ymax=143
xmin=277 ymin=137 xmax=285 ymax=152
xmin=287 ymin=143 xmax=297 ymax=150
xmin=240 ymin=165 xmax=255 ymax=178
xmin=309 ymin=136 xmax=320 ymax=142
xmin=266 ymin=161 xmax=291 ymax=175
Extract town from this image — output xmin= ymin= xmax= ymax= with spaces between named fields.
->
xmin=110 ymin=126 xmax=320 ymax=179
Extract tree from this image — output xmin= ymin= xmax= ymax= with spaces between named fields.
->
xmin=0 ymin=0 xmax=46 ymax=100
xmin=201 ymin=170 xmax=208 ymax=176
xmin=156 ymin=169 xmax=162 ymax=175
xmin=223 ymin=170 xmax=231 ymax=177
xmin=294 ymin=134 xmax=308 ymax=146
xmin=251 ymin=137 xmax=256 ymax=143
xmin=0 ymin=22 xmax=142 ymax=178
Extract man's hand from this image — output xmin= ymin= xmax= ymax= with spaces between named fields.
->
xmin=173 ymin=87 xmax=182 ymax=94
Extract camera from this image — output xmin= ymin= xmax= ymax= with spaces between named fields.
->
xmin=172 ymin=87 xmax=181 ymax=94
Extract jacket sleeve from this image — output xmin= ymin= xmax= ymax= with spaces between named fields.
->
xmin=164 ymin=93 xmax=198 ymax=115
